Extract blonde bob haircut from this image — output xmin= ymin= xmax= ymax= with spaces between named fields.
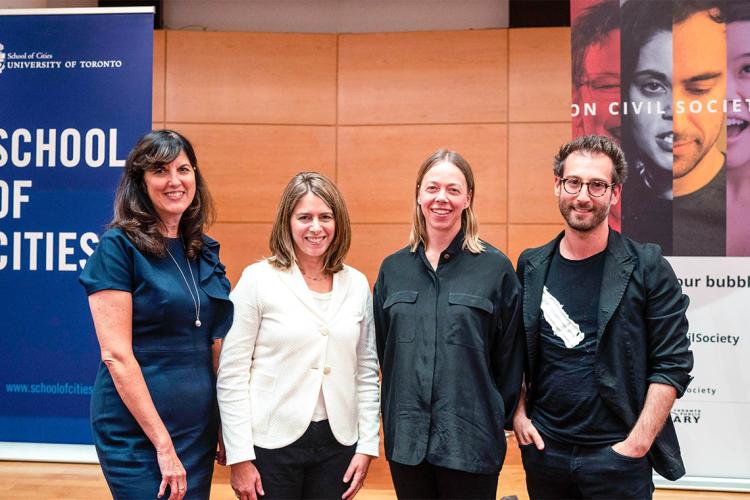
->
xmin=409 ymin=149 xmax=484 ymax=254
xmin=268 ymin=171 xmax=351 ymax=273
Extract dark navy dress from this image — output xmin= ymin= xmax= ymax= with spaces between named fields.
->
xmin=79 ymin=228 xmax=233 ymax=499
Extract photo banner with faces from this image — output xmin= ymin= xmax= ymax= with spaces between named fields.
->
xmin=0 ymin=8 xmax=152 ymax=462
xmin=571 ymin=0 xmax=750 ymax=491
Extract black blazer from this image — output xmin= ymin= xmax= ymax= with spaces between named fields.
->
xmin=517 ymin=229 xmax=693 ymax=480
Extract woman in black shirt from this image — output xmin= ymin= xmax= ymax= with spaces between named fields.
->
xmin=373 ymin=149 xmax=524 ymax=499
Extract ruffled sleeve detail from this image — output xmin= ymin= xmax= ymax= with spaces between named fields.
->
xmin=199 ymin=234 xmax=234 ymax=340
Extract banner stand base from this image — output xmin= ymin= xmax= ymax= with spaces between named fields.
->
xmin=655 ymin=474 xmax=750 ymax=493
xmin=0 ymin=442 xmax=98 ymax=463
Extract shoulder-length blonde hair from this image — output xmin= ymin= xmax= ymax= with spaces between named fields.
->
xmin=268 ymin=172 xmax=351 ymax=273
xmin=408 ymin=149 xmax=484 ymax=254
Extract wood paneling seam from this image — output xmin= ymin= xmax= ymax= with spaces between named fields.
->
xmin=505 ymin=28 xmax=510 ymax=254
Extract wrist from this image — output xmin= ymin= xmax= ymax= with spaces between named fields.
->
xmin=232 ymin=460 xmax=254 ymax=470
xmin=513 ymin=407 xmax=529 ymax=423
xmin=153 ymin=435 xmax=173 ymax=453
xmin=154 ymin=444 xmax=173 ymax=454
xmin=622 ymin=437 xmax=650 ymax=456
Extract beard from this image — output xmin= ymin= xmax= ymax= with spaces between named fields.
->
xmin=559 ymin=197 xmax=610 ymax=232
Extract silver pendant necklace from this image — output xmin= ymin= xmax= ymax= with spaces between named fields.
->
xmin=165 ymin=239 xmax=202 ymax=327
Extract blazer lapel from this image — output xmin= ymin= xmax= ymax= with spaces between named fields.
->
xmin=523 ymin=259 xmax=545 ymax=339
xmin=325 ymin=267 xmax=351 ymax=324
xmin=522 ymin=236 xmax=559 ymax=383
xmin=523 ymin=235 xmax=560 ymax=336
xmin=276 ymin=264 xmax=327 ymax=324
xmin=596 ymin=230 xmax=636 ymax=341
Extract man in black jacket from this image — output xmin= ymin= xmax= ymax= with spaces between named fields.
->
xmin=513 ymin=135 xmax=693 ymax=499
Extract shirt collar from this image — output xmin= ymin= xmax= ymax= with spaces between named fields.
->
xmin=418 ymin=229 xmax=465 ymax=263
xmin=444 ymin=229 xmax=465 ymax=258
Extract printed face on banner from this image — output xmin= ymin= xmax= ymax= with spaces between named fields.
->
xmin=726 ymin=19 xmax=750 ymax=256
xmin=629 ymin=31 xmax=673 ymax=173
xmin=555 ymin=151 xmax=619 ymax=232
xmin=570 ymin=0 xmax=622 ymax=232
xmin=727 ymin=21 xmax=750 ymax=171
xmin=673 ymin=10 xmax=726 ymax=179
xmin=576 ymin=32 xmax=621 ymax=140
xmin=143 ymin=151 xmax=197 ymax=226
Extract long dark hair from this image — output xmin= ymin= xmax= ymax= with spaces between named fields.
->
xmin=110 ymin=129 xmax=215 ymax=259
xmin=620 ymin=0 xmax=672 ymax=184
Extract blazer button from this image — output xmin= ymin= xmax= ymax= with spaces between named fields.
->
xmin=321 ymin=327 xmax=329 ymax=336
xmin=323 ymin=367 xmax=331 ymax=375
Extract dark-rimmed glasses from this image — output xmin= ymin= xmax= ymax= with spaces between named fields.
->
xmin=558 ymin=177 xmax=615 ymax=197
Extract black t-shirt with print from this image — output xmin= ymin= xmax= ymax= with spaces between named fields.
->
xmin=529 ymin=244 xmax=629 ymax=445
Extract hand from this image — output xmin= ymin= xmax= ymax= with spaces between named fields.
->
xmin=156 ymin=446 xmax=187 ymax=500
xmin=216 ymin=428 xmax=227 ymax=466
xmin=612 ymin=439 xmax=648 ymax=459
xmin=512 ymin=407 xmax=545 ymax=451
xmin=231 ymin=460 xmax=264 ymax=500
xmin=342 ymin=453 xmax=372 ymax=499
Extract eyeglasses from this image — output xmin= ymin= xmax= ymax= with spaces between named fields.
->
xmin=558 ymin=177 xmax=615 ymax=197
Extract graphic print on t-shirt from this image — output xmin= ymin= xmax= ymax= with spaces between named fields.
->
xmin=541 ymin=286 xmax=584 ymax=348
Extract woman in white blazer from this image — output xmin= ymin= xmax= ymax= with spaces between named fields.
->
xmin=217 ymin=172 xmax=380 ymax=500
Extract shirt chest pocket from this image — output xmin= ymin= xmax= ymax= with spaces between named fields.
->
xmin=383 ymin=290 xmax=419 ymax=343
xmin=446 ymin=293 xmax=494 ymax=351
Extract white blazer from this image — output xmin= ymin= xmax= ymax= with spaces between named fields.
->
xmin=217 ymin=260 xmax=380 ymax=465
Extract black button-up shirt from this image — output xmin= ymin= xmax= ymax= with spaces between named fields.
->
xmin=373 ymin=232 xmax=524 ymax=474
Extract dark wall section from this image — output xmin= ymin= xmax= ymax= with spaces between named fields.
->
xmin=510 ymin=0 xmax=570 ymax=27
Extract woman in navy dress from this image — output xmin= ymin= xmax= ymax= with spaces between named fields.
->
xmin=79 ymin=130 xmax=233 ymax=500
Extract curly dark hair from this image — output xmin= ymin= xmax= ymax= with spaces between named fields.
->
xmin=674 ymin=0 xmax=724 ymax=24
xmin=110 ymin=129 xmax=215 ymax=259
xmin=554 ymin=134 xmax=628 ymax=185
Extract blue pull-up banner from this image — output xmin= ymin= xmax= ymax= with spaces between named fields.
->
xmin=0 ymin=8 xmax=153 ymax=455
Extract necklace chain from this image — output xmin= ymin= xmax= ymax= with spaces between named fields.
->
xmin=165 ymin=239 xmax=202 ymax=328
xmin=301 ymin=268 xmax=329 ymax=281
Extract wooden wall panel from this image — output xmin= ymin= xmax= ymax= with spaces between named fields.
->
xmin=338 ymin=124 xmax=507 ymax=224
xmin=348 ymin=224 xmax=411 ymax=285
xmin=507 ymin=224 xmax=563 ymax=267
xmin=150 ymin=27 xmax=578 ymax=281
xmin=165 ymin=31 xmax=337 ymax=124
xmin=152 ymin=30 xmax=165 ymax=123
xmin=481 ymin=224 xmax=508 ymax=254
xmin=509 ymin=28 xmax=571 ymax=122
xmin=339 ymin=30 xmax=507 ymax=125
xmin=508 ymin=122 xmax=569 ymax=224
xmin=167 ymin=124 xmax=336 ymax=223
xmin=207 ymin=223 xmax=273 ymax=286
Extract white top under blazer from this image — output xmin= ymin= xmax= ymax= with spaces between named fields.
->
xmin=217 ymin=260 xmax=380 ymax=465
